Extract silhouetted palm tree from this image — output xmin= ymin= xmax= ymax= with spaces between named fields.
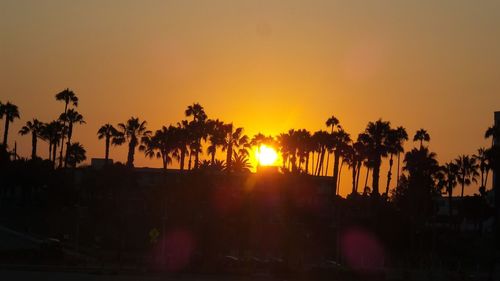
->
xmin=185 ymin=103 xmax=208 ymax=169
xmin=331 ymin=129 xmax=351 ymax=196
xmin=173 ymin=121 xmax=191 ymax=171
xmin=19 ymin=119 xmax=43 ymax=159
xmin=60 ymin=109 xmax=85 ymax=167
xmin=474 ymin=148 xmax=490 ymax=193
xmin=97 ymin=124 xmax=123 ymax=164
xmin=55 ymin=88 xmax=78 ymax=168
xmin=118 ymin=117 xmax=151 ymax=167
xmin=40 ymin=120 xmax=63 ymax=165
xmin=140 ymin=126 xmax=176 ymax=169
xmin=222 ymin=124 xmax=249 ymax=173
xmin=413 ymin=128 xmax=430 ymax=149
xmin=359 ymin=119 xmax=392 ymax=196
xmin=440 ymin=162 xmax=459 ymax=218
xmin=66 ymin=142 xmax=86 ymax=168
xmin=207 ymin=119 xmax=226 ymax=165
xmin=455 ymin=155 xmax=479 ymax=197
xmin=0 ymin=102 xmax=20 ymax=147
xmin=325 ymin=116 xmax=340 ymax=175
xmin=230 ymin=153 xmax=252 ymax=173
xmin=385 ymin=126 xmax=408 ymax=196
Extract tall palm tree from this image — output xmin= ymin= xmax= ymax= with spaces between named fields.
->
xmin=97 ymin=124 xmax=123 ymax=164
xmin=413 ymin=128 xmax=430 ymax=149
xmin=18 ymin=119 xmax=43 ymax=159
xmin=474 ymin=148 xmax=490 ymax=193
xmin=173 ymin=121 xmax=191 ymax=171
xmin=207 ymin=119 xmax=226 ymax=165
xmin=60 ymin=109 xmax=85 ymax=167
xmin=222 ymin=124 xmax=249 ymax=173
xmin=325 ymin=116 xmax=340 ymax=175
xmin=66 ymin=142 xmax=86 ymax=168
xmin=0 ymin=102 xmax=20 ymax=147
xmin=118 ymin=117 xmax=151 ymax=167
xmin=455 ymin=155 xmax=479 ymax=197
xmin=358 ymin=119 xmax=392 ymax=196
xmin=331 ymin=129 xmax=351 ymax=196
xmin=394 ymin=126 xmax=409 ymax=188
xmin=185 ymin=103 xmax=208 ymax=169
xmin=140 ymin=126 xmax=176 ymax=169
xmin=385 ymin=126 xmax=408 ymax=196
xmin=55 ymin=88 xmax=78 ymax=168
xmin=40 ymin=120 xmax=63 ymax=165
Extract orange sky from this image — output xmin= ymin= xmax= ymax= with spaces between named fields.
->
xmin=1 ymin=0 xmax=499 ymax=196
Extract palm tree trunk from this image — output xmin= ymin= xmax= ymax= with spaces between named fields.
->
xmin=461 ymin=180 xmax=465 ymax=198
xmin=351 ymin=163 xmax=357 ymax=195
xmin=3 ymin=119 xmax=9 ymax=146
xmin=396 ymin=152 xmax=401 ymax=187
xmin=180 ymin=148 xmax=186 ymax=171
xmin=372 ymin=157 xmax=381 ymax=196
xmin=188 ymin=152 xmax=192 ymax=170
xmin=337 ymin=161 xmax=344 ymax=195
xmin=485 ymin=170 xmax=490 ymax=190
xmin=52 ymin=142 xmax=58 ymax=168
xmin=364 ymin=167 xmax=370 ymax=192
xmin=385 ymin=154 xmax=394 ymax=196
xmin=64 ymin=127 xmax=73 ymax=168
xmin=105 ymin=136 xmax=110 ymax=163
xmin=48 ymin=141 xmax=52 ymax=162
xmin=31 ymin=132 xmax=37 ymax=159
xmin=332 ymin=152 xmax=340 ymax=195
xmin=356 ymin=162 xmax=362 ymax=193
xmin=58 ymin=102 xmax=69 ymax=168
xmin=325 ymin=152 xmax=330 ymax=176
xmin=211 ymin=151 xmax=216 ymax=165
xmin=226 ymin=144 xmax=232 ymax=173
xmin=305 ymin=153 xmax=310 ymax=174
xmin=126 ymin=139 xmax=136 ymax=168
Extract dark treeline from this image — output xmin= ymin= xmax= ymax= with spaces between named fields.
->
xmin=1 ymin=89 xmax=500 ymax=278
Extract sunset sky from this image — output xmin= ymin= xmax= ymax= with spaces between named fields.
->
xmin=1 ymin=0 xmax=499 ymax=196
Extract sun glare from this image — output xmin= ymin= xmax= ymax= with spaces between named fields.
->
xmin=256 ymin=145 xmax=278 ymax=166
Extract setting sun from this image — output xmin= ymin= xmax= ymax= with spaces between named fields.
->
xmin=256 ymin=145 xmax=278 ymax=166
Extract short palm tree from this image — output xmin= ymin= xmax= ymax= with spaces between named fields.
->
xmin=222 ymin=124 xmax=249 ymax=172
xmin=66 ymin=142 xmax=86 ymax=168
xmin=474 ymin=148 xmax=490 ymax=193
xmin=118 ymin=117 xmax=151 ymax=167
xmin=0 ymin=102 xmax=20 ymax=147
xmin=230 ymin=153 xmax=252 ymax=173
xmin=18 ymin=119 xmax=43 ymax=159
xmin=97 ymin=123 xmax=122 ymax=164
xmin=413 ymin=128 xmax=430 ymax=149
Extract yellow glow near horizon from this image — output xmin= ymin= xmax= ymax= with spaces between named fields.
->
xmin=256 ymin=145 xmax=278 ymax=166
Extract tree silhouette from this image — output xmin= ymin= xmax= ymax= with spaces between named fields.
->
xmin=358 ymin=119 xmax=392 ymax=196
xmin=413 ymin=128 xmax=430 ymax=149
xmin=439 ymin=162 xmax=459 ymax=218
xmin=385 ymin=126 xmax=408 ymax=196
xmin=331 ymin=128 xmax=351 ymax=196
xmin=474 ymin=148 xmax=490 ymax=193
xmin=325 ymin=116 xmax=340 ymax=175
xmin=40 ymin=120 xmax=63 ymax=166
xmin=60 ymin=109 xmax=85 ymax=167
xmin=207 ymin=119 xmax=226 ymax=165
xmin=185 ymin=103 xmax=207 ymax=169
xmin=222 ymin=124 xmax=249 ymax=173
xmin=66 ymin=142 xmax=86 ymax=168
xmin=55 ymin=88 xmax=78 ymax=168
xmin=97 ymin=124 xmax=122 ymax=164
xmin=455 ymin=154 xmax=479 ymax=197
xmin=19 ymin=119 xmax=43 ymax=159
xmin=0 ymin=101 xmax=20 ymax=147
xmin=140 ymin=126 xmax=176 ymax=169
xmin=118 ymin=117 xmax=151 ymax=167
xmin=230 ymin=153 xmax=252 ymax=173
